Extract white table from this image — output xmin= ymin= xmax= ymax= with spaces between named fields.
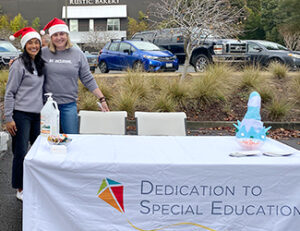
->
xmin=23 ymin=135 xmax=300 ymax=231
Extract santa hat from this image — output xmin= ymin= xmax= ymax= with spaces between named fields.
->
xmin=9 ymin=27 xmax=41 ymax=49
xmin=40 ymin=18 xmax=69 ymax=37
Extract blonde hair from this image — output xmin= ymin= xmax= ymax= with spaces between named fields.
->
xmin=48 ymin=34 xmax=73 ymax=53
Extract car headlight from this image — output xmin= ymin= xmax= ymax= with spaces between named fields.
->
xmin=143 ymin=55 xmax=159 ymax=60
xmin=288 ymin=53 xmax=300 ymax=59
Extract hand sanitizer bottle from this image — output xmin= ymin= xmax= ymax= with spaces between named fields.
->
xmin=40 ymin=93 xmax=60 ymax=137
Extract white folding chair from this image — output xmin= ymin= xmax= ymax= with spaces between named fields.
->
xmin=79 ymin=111 xmax=128 ymax=135
xmin=135 ymin=111 xmax=187 ymax=136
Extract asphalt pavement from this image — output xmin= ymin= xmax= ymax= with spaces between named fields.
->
xmin=0 ymin=133 xmax=298 ymax=231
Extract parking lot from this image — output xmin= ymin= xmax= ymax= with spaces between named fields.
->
xmin=94 ymin=64 xmax=196 ymax=74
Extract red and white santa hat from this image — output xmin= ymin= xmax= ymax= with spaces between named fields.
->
xmin=40 ymin=18 xmax=69 ymax=37
xmin=9 ymin=27 xmax=41 ymax=49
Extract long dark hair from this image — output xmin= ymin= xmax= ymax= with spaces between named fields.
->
xmin=20 ymin=45 xmax=45 ymax=76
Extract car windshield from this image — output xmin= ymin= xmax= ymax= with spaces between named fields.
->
xmin=0 ymin=42 xmax=18 ymax=52
xmin=257 ymin=41 xmax=288 ymax=51
xmin=130 ymin=41 xmax=161 ymax=51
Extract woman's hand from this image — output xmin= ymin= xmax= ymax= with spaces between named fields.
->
xmin=5 ymin=121 xmax=17 ymax=136
xmin=100 ymin=101 xmax=110 ymax=112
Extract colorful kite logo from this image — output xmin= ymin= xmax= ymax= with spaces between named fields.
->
xmin=97 ymin=178 xmax=217 ymax=231
xmin=97 ymin=178 xmax=124 ymax=213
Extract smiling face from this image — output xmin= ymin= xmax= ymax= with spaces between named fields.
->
xmin=25 ymin=38 xmax=41 ymax=59
xmin=51 ymin=32 xmax=68 ymax=50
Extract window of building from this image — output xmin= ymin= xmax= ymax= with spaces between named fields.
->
xmin=107 ymin=19 xmax=120 ymax=31
xmin=89 ymin=19 xmax=94 ymax=31
xmin=70 ymin=19 xmax=78 ymax=32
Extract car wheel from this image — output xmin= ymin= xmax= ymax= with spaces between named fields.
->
xmin=99 ymin=61 xmax=109 ymax=73
xmin=194 ymin=54 xmax=210 ymax=72
xmin=267 ymin=58 xmax=283 ymax=67
xmin=133 ymin=61 xmax=144 ymax=71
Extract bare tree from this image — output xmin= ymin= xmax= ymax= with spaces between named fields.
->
xmin=279 ymin=27 xmax=300 ymax=51
xmin=82 ymin=26 xmax=120 ymax=51
xmin=82 ymin=27 xmax=105 ymax=52
xmin=148 ymin=0 xmax=244 ymax=79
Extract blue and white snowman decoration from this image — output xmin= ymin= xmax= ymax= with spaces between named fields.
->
xmin=234 ymin=91 xmax=271 ymax=149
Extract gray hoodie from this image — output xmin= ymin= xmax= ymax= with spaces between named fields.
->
xmin=42 ymin=47 xmax=98 ymax=104
xmin=4 ymin=58 xmax=44 ymax=123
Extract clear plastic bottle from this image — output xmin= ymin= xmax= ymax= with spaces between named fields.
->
xmin=40 ymin=93 xmax=60 ymax=137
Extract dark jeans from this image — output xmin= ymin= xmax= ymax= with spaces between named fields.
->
xmin=11 ymin=110 xmax=40 ymax=189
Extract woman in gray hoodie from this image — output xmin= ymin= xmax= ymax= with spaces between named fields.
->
xmin=5 ymin=27 xmax=45 ymax=201
xmin=40 ymin=18 xmax=109 ymax=134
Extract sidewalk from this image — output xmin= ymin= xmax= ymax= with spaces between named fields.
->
xmin=0 ymin=130 xmax=299 ymax=231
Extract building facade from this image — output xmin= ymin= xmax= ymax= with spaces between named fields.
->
xmin=0 ymin=0 xmax=154 ymax=44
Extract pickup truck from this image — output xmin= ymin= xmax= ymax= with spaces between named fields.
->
xmin=132 ymin=29 xmax=248 ymax=72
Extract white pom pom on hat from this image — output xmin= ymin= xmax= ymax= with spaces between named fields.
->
xmin=41 ymin=17 xmax=69 ymax=36
xmin=9 ymin=27 xmax=41 ymax=49
xmin=9 ymin=35 xmax=15 ymax=41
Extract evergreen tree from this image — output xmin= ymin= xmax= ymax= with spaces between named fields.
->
xmin=277 ymin=0 xmax=300 ymax=32
xmin=127 ymin=11 xmax=148 ymax=38
xmin=10 ymin=13 xmax=28 ymax=33
xmin=0 ymin=15 xmax=9 ymax=30
xmin=31 ymin=17 xmax=41 ymax=31
xmin=261 ymin=0 xmax=283 ymax=43
xmin=240 ymin=0 xmax=265 ymax=39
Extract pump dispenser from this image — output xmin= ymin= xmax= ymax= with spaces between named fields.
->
xmin=40 ymin=93 xmax=60 ymax=137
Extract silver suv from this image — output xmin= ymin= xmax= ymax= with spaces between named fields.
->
xmin=0 ymin=40 xmax=21 ymax=69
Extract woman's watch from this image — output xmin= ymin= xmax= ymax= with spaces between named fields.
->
xmin=99 ymin=97 xmax=106 ymax=103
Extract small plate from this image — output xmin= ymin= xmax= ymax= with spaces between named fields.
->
xmin=263 ymin=151 xmax=293 ymax=157
xmin=230 ymin=150 xmax=261 ymax=157
xmin=47 ymin=134 xmax=72 ymax=146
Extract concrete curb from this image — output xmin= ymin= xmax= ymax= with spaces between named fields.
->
xmin=127 ymin=120 xmax=300 ymax=130
xmin=186 ymin=121 xmax=300 ymax=130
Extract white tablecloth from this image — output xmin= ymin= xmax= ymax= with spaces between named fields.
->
xmin=23 ymin=135 xmax=300 ymax=231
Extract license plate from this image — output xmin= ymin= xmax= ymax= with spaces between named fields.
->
xmin=166 ymin=63 xmax=173 ymax=68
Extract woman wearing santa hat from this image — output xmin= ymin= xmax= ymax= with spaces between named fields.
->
xmin=40 ymin=18 xmax=109 ymax=134
xmin=5 ymin=27 xmax=45 ymax=201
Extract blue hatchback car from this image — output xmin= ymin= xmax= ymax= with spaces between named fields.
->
xmin=98 ymin=40 xmax=179 ymax=73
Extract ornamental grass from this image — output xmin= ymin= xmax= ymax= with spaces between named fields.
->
xmin=268 ymin=62 xmax=288 ymax=80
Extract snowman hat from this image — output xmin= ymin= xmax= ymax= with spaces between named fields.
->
xmin=40 ymin=17 xmax=69 ymax=37
xmin=9 ymin=27 xmax=41 ymax=49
